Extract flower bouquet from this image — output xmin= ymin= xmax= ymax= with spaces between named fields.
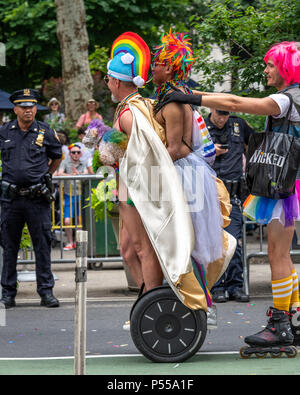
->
xmin=87 ymin=178 xmax=118 ymax=222
xmin=82 ymin=119 xmax=111 ymax=149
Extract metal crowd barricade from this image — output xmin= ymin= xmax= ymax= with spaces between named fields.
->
xmin=16 ymin=174 xmax=123 ymax=267
xmin=242 ymin=217 xmax=300 ymax=297
xmin=3 ymin=174 xmax=299 ymax=294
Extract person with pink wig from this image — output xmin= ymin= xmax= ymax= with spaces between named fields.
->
xmin=165 ymin=41 xmax=300 ymax=355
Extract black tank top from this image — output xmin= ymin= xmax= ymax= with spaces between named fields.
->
xmin=154 ymin=85 xmax=194 ymax=152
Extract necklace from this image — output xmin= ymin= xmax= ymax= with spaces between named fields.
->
xmin=114 ymin=91 xmax=140 ymax=123
xmin=155 ymin=80 xmax=192 ymax=102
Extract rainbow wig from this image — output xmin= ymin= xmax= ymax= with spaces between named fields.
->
xmin=153 ymin=29 xmax=195 ymax=81
xmin=264 ymin=41 xmax=300 ymax=86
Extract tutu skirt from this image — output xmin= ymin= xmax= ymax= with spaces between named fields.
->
xmin=243 ymin=179 xmax=300 ymax=227
xmin=175 ymin=149 xmax=224 ymax=270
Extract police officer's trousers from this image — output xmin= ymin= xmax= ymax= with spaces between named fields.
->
xmin=0 ymin=197 xmax=54 ymax=298
xmin=211 ymin=200 xmax=244 ymax=295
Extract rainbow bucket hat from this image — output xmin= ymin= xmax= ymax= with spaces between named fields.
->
xmin=107 ymin=32 xmax=151 ymax=87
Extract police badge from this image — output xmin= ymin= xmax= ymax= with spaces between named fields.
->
xmin=35 ymin=129 xmax=45 ymax=147
xmin=233 ymin=122 xmax=240 ymax=137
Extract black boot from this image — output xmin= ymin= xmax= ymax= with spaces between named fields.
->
xmin=290 ymin=307 xmax=300 ymax=346
xmin=0 ymin=295 xmax=16 ymax=309
xmin=244 ymin=307 xmax=294 ymax=347
xmin=40 ymin=294 xmax=59 ymax=308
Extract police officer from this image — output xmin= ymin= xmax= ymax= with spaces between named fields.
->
xmin=205 ymin=109 xmax=254 ymax=303
xmin=0 ymin=89 xmax=62 ymax=309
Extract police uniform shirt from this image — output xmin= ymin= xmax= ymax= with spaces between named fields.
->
xmin=0 ymin=119 xmax=62 ymax=186
xmin=205 ymin=115 xmax=254 ymax=180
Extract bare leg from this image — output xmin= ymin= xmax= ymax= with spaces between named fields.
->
xmin=267 ymin=219 xmax=295 ymax=281
xmin=120 ymin=218 xmax=144 ymax=288
xmin=64 ymin=218 xmax=73 ymax=244
xmin=119 ymin=201 xmax=163 ymax=292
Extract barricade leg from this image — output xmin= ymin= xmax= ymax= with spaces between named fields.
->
xmin=74 ymin=230 xmax=88 ymax=375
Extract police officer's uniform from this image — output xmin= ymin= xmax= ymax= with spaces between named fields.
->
xmin=0 ymin=89 xmax=62 ymax=308
xmin=205 ymin=113 xmax=254 ymax=302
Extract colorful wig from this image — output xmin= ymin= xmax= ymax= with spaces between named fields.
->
xmin=264 ymin=41 xmax=300 ymax=85
xmin=153 ymin=29 xmax=195 ymax=81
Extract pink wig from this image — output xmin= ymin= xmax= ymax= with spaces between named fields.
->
xmin=264 ymin=41 xmax=300 ymax=85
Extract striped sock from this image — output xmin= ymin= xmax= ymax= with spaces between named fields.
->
xmin=290 ymin=269 xmax=300 ymax=309
xmin=272 ymin=275 xmax=293 ymax=312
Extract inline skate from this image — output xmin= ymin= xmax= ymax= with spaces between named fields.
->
xmin=290 ymin=306 xmax=300 ymax=346
xmin=240 ymin=307 xmax=298 ymax=358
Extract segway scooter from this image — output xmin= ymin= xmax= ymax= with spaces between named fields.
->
xmin=129 ymin=284 xmax=207 ymax=363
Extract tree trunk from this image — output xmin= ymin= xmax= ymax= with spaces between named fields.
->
xmin=55 ymin=0 xmax=93 ymax=125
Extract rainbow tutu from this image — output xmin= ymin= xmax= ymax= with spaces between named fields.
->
xmin=243 ymin=180 xmax=300 ymax=227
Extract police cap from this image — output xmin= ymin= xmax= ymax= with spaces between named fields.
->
xmin=216 ymin=109 xmax=230 ymax=116
xmin=9 ymin=89 xmax=40 ymax=107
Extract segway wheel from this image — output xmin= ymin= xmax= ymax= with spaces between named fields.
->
xmin=130 ymin=286 xmax=207 ymax=363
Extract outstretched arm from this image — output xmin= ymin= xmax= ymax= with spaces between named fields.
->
xmin=161 ymin=90 xmax=281 ymax=117
xmin=194 ymin=90 xmax=281 ymax=116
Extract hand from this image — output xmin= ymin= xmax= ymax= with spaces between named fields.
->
xmin=161 ymin=91 xmax=202 ymax=106
xmin=215 ymin=144 xmax=228 ymax=156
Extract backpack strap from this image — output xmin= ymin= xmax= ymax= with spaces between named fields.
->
xmin=267 ymin=93 xmax=293 ymax=134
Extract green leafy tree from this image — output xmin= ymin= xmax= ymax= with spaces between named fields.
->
xmin=192 ymin=0 xmax=300 ymax=93
xmin=0 ymin=0 xmax=202 ymax=93
xmin=0 ymin=0 xmax=59 ymax=90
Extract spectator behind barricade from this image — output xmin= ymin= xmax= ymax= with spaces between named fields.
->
xmin=75 ymin=128 xmax=94 ymax=174
xmin=75 ymin=98 xmax=103 ymax=129
xmin=57 ymin=144 xmax=88 ymax=250
xmin=44 ymin=98 xmax=65 ymax=125
xmin=205 ymin=109 xmax=255 ymax=303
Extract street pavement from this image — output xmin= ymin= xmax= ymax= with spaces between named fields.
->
xmin=0 ymin=231 xmax=299 ymax=375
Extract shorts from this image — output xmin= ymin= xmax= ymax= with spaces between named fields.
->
xmin=63 ymin=194 xmax=81 ymax=218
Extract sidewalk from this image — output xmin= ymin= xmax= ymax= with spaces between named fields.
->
xmin=14 ymin=230 xmax=300 ymax=302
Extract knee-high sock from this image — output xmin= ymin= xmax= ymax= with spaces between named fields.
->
xmin=290 ymin=269 xmax=300 ymax=309
xmin=272 ymin=275 xmax=293 ymax=312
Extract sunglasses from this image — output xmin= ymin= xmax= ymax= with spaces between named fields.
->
xmin=70 ymin=151 xmax=81 ymax=154
xmin=50 ymin=102 xmax=59 ymax=106
xmin=104 ymin=75 xmax=110 ymax=84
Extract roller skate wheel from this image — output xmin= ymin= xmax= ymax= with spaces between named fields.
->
xmin=255 ymin=351 xmax=267 ymax=358
xmin=286 ymin=346 xmax=298 ymax=358
xmin=239 ymin=346 xmax=251 ymax=359
xmin=270 ymin=351 xmax=282 ymax=358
